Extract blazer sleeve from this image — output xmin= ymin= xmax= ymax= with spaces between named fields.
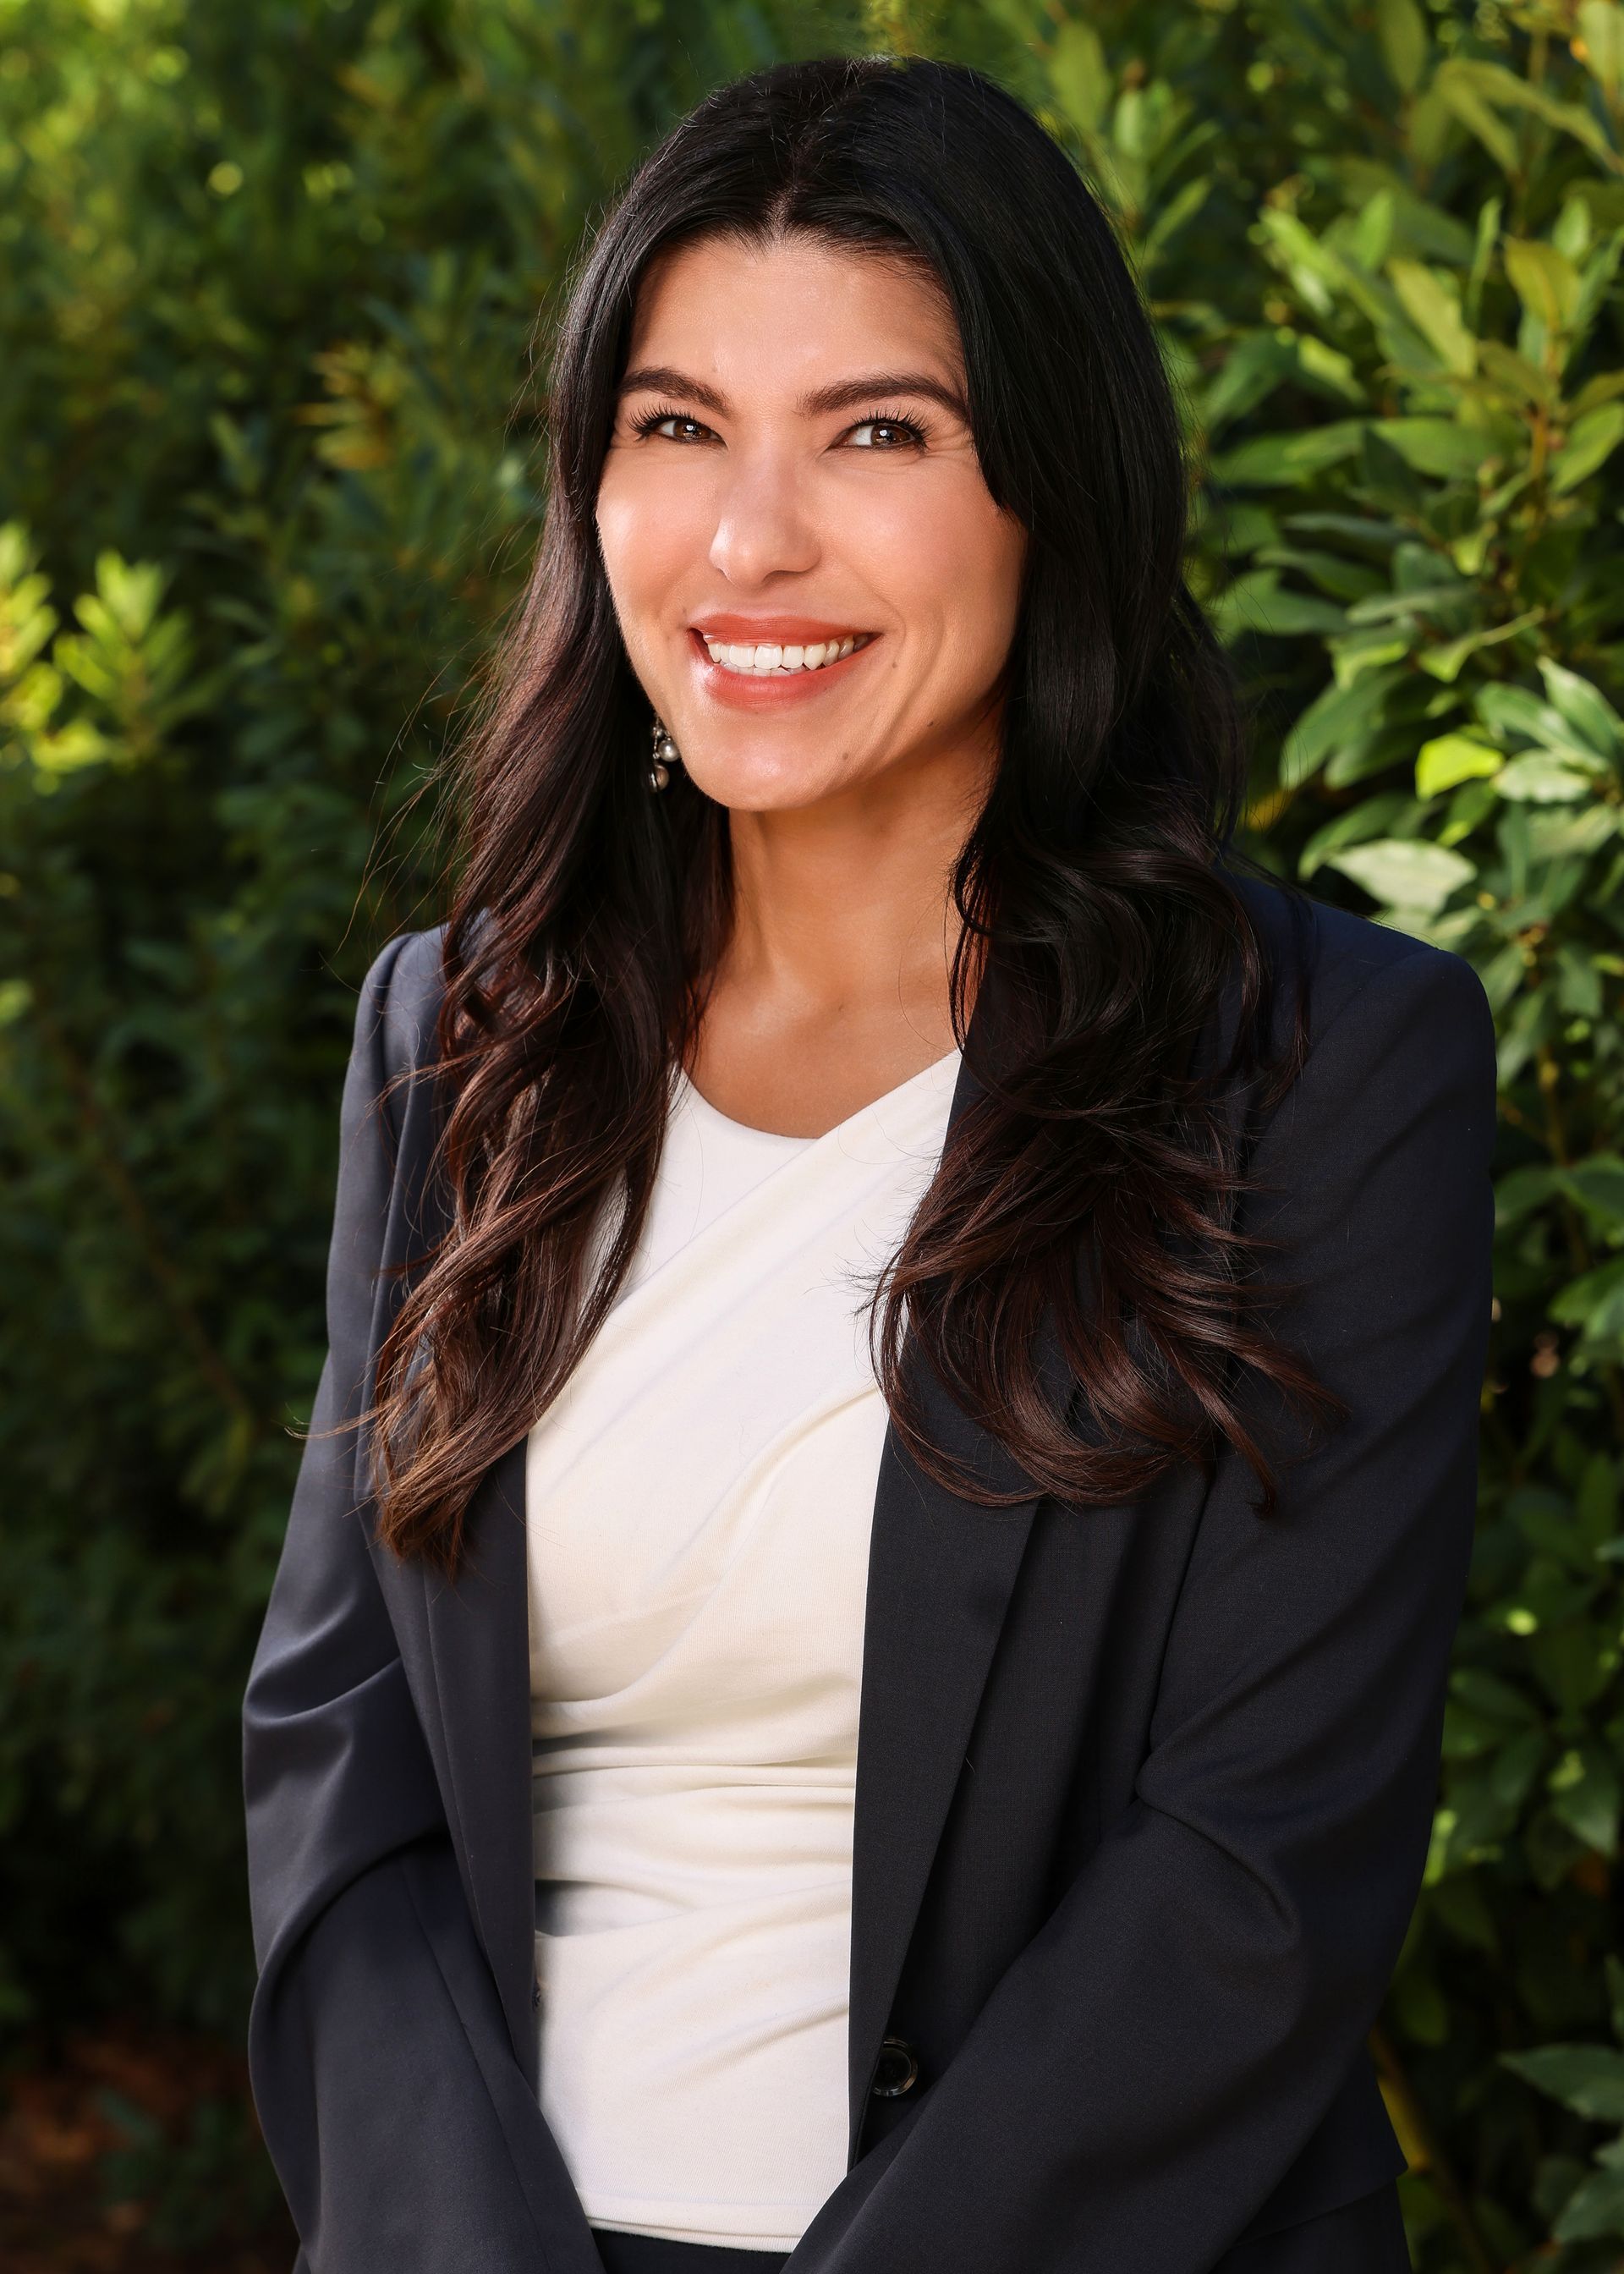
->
xmin=242 ymin=935 xmax=600 ymax=2274
xmin=787 ymin=939 xmax=1497 ymax=2274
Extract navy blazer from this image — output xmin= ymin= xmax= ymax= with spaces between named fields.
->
xmin=243 ymin=868 xmax=1497 ymax=2272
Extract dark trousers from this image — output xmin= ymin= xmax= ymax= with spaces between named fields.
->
xmin=592 ymin=2232 xmax=790 ymax=2274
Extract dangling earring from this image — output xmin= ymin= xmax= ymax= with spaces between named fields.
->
xmin=649 ymin=716 xmax=679 ymax=792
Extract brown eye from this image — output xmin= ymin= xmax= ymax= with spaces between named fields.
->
xmin=629 ymin=405 xmax=714 ymax=442
xmin=846 ymin=415 xmax=929 ymax=451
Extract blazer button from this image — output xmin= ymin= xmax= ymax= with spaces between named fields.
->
xmin=871 ymin=2035 xmax=920 ymax=2099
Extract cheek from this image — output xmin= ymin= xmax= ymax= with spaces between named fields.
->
xmin=595 ymin=471 xmax=699 ymax=628
xmin=853 ymin=477 xmax=1023 ymax=669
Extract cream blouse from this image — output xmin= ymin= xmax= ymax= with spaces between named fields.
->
xmin=524 ymin=1045 xmax=960 ymax=2249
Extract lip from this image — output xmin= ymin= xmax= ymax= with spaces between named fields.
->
xmin=687 ymin=625 xmax=881 ymax=710
xmin=690 ymin=614 xmax=875 ymax=643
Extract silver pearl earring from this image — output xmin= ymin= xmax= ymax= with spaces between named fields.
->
xmin=649 ymin=717 xmax=679 ymax=792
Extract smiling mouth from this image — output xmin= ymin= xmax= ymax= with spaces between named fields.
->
xmin=694 ymin=630 xmax=878 ymax=677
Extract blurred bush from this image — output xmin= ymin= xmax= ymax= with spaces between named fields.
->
xmin=3 ymin=0 xmax=1622 ymax=2266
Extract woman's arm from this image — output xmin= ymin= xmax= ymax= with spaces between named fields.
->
xmin=787 ymin=938 xmax=1496 ymax=2274
xmin=243 ymin=934 xmax=600 ymax=2274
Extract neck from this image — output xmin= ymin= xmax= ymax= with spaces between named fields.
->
xmin=720 ymin=739 xmax=991 ymax=1027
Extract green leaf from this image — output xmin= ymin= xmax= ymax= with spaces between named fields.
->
xmin=1477 ymin=942 xmax=1528 ymax=1013
xmin=1548 ymin=1741 xmax=1621 ymax=1855
xmin=1476 ymin=680 xmax=1610 ymax=762
xmin=1210 ymin=422 xmax=1366 ymax=487
xmin=1508 ymin=1486 xmax=1593 ymax=1572
xmin=1370 ymin=418 xmax=1489 ymax=479
xmin=1575 ymin=1453 xmax=1623 ymax=1552
xmin=1550 ymin=1255 xmax=1624 ymax=1338
xmin=1538 ymin=659 xmax=1623 ymax=755
xmin=1375 ymin=0 xmax=1429 ymax=95
xmin=1495 ymin=753 xmax=1604 ymax=802
xmin=1553 ymin=2158 xmax=1624 ymax=2245
xmin=1345 ymin=584 xmax=1473 ymax=626
xmin=1210 ymin=570 xmax=1346 ymax=642
xmin=1330 ymin=625 xmax=1414 ymax=686
xmin=1202 ymin=332 xmax=1301 ymax=434
xmin=1556 ymin=942 xmax=1605 ymax=1018
xmin=1321 ymin=838 xmax=1476 ymax=911
xmin=1435 ymin=64 xmax=1521 ymax=173
xmin=1048 ymin=19 xmax=1111 ymax=135
xmin=1527 ymin=803 xmax=1621 ymax=857
xmin=1298 ymin=791 xmax=1411 ymax=878
xmin=1555 ymin=195 xmax=1594 ymax=264
xmin=1388 ymin=258 xmax=1476 ymax=375
xmin=1504 ymin=2044 xmax=1624 ymax=2123
xmin=1563 ymin=1156 xmax=1624 ymax=1227
xmin=1578 ymin=0 xmax=1624 ymax=103
xmin=1451 ymin=1667 xmax=1541 ymax=1724
xmin=1551 ymin=402 xmax=1624 ymax=492
xmin=1436 ymin=777 xmax=1499 ymax=844
xmin=1478 ymin=338 xmax=1557 ymax=406
xmin=1296 ymin=335 xmax=1365 ymax=404
xmin=1142 ymin=176 xmax=1211 ymax=270
xmin=1505 ymin=240 xmax=1583 ymax=333
xmin=1280 ymin=667 xmax=1402 ymax=788
xmin=1495 ymin=1162 xmax=1562 ymax=1221
xmin=1254 ymin=546 xmax=1385 ymax=602
xmin=1416 ymin=733 xmax=1503 ymax=797
xmin=1492 ymin=1728 xmax=1550 ymax=1809
xmin=1418 ymin=610 xmax=1542 ymax=683
xmin=1284 ymin=513 xmax=1412 ymax=551
xmin=1349 ymin=190 xmax=1396 ymax=276
xmin=1444 ymin=57 xmax=1624 ymax=171
xmin=83 ymin=552 xmax=168 ymax=644
xmin=1467 ymin=193 xmax=1502 ymax=327
xmin=1569 ymin=366 xmax=1624 ymax=416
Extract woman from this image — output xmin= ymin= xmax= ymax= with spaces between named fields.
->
xmin=244 ymin=52 xmax=1496 ymax=2274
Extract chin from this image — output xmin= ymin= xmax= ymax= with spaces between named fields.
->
xmin=681 ymin=756 xmax=847 ymax=814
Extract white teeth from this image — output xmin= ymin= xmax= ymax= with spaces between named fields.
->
xmin=700 ymin=633 xmax=870 ymax=676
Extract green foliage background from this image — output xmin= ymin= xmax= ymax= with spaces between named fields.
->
xmin=4 ymin=0 xmax=1624 ymax=2262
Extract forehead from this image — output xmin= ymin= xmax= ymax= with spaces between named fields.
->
xmin=624 ymin=233 xmax=963 ymax=390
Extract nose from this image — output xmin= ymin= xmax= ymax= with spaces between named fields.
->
xmin=707 ymin=448 xmax=820 ymax=588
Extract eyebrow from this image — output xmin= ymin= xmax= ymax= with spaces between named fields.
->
xmin=616 ymin=364 xmax=972 ymax=425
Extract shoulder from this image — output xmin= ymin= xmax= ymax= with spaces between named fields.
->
xmin=1210 ymin=865 xmax=1498 ymax=1211
xmin=1218 ymin=857 xmax=1495 ymax=1064
xmin=356 ymin=922 xmax=452 ymax=1090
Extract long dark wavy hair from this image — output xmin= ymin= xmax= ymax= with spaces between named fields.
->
xmin=365 ymin=52 xmax=1342 ymax=1574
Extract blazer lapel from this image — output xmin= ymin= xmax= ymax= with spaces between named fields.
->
xmin=843 ymin=1025 xmax=1062 ymax=2161
xmin=420 ymin=1435 xmax=538 ymax=2089
xmin=374 ymin=1444 xmax=537 ymax=2091
xmin=367 ymin=1074 xmax=540 ymax=2092
xmin=842 ymin=890 xmax=1263 ymax=2154
xmin=844 ymin=1386 xmax=1044 ymax=2161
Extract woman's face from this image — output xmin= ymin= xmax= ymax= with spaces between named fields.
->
xmin=595 ymin=230 xmax=1027 ymax=815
